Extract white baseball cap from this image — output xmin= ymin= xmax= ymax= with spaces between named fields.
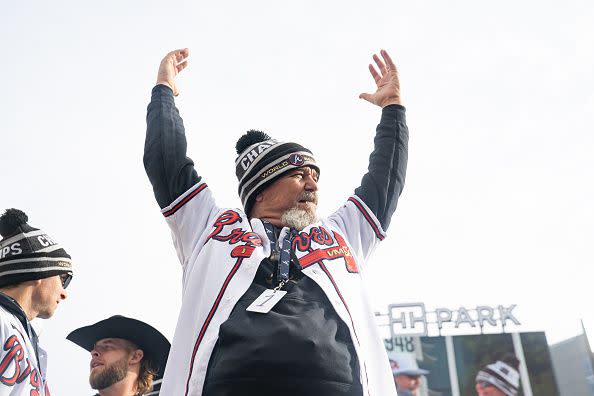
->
xmin=389 ymin=353 xmax=429 ymax=376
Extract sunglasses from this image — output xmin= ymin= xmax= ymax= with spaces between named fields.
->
xmin=60 ymin=273 xmax=72 ymax=289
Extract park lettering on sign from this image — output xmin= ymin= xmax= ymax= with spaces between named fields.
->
xmin=378 ymin=303 xmax=521 ymax=337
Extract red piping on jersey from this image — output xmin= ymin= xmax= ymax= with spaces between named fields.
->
xmin=163 ymin=183 xmax=208 ymax=218
xmin=318 ymin=263 xmax=360 ymax=343
xmin=347 ymin=196 xmax=385 ymax=241
xmin=183 ymin=256 xmax=244 ymax=396
xmin=318 ymin=263 xmax=370 ymax=393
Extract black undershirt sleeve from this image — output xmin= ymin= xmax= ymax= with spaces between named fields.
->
xmin=354 ymin=104 xmax=409 ymax=231
xmin=144 ymin=84 xmax=201 ymax=209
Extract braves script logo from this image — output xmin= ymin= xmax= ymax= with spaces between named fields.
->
xmin=0 ymin=333 xmax=44 ymax=395
xmin=293 ymin=226 xmax=334 ymax=251
xmin=207 ymin=216 xmax=357 ymax=271
xmin=207 ymin=210 xmax=262 ymax=258
xmin=294 ymin=227 xmax=359 ymax=273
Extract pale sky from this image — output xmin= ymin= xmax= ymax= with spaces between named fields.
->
xmin=1 ymin=0 xmax=593 ymax=394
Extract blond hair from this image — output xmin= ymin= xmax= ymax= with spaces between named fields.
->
xmin=136 ymin=358 xmax=157 ymax=395
xmin=123 ymin=340 xmax=157 ymax=395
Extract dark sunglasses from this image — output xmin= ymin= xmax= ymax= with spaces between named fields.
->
xmin=60 ymin=273 xmax=72 ymax=289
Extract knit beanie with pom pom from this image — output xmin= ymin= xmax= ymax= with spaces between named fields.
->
xmin=235 ymin=130 xmax=319 ymax=216
xmin=0 ymin=209 xmax=72 ymax=288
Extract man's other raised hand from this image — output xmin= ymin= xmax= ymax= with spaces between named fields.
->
xmin=359 ymin=49 xmax=402 ymax=108
xmin=156 ymin=48 xmax=189 ymax=96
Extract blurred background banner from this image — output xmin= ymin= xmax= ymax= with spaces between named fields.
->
xmin=379 ymin=304 xmax=594 ymax=396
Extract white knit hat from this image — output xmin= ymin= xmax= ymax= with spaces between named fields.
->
xmin=475 ymin=358 xmax=520 ymax=396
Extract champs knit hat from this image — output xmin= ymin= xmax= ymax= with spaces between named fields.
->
xmin=235 ymin=130 xmax=320 ymax=216
xmin=475 ymin=355 xmax=520 ymax=396
xmin=0 ymin=209 xmax=73 ymax=288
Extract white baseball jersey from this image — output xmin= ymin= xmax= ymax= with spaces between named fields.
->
xmin=158 ymin=183 xmax=397 ymax=396
xmin=0 ymin=306 xmax=50 ymax=396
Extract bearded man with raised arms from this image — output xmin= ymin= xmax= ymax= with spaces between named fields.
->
xmin=144 ymin=48 xmax=409 ymax=396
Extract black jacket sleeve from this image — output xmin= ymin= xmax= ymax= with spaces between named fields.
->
xmin=354 ymin=104 xmax=408 ymax=231
xmin=144 ymin=84 xmax=201 ymax=209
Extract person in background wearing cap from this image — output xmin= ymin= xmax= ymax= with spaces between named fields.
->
xmin=67 ymin=315 xmax=170 ymax=396
xmin=390 ymin=353 xmax=429 ymax=396
xmin=475 ymin=354 xmax=520 ymax=396
xmin=144 ymin=47 xmax=408 ymax=396
xmin=0 ymin=208 xmax=73 ymax=395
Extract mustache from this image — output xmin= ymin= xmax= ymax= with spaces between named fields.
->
xmin=298 ymin=191 xmax=318 ymax=204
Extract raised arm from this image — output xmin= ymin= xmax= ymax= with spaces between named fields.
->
xmin=356 ymin=50 xmax=409 ymax=231
xmin=144 ymin=49 xmax=201 ymax=209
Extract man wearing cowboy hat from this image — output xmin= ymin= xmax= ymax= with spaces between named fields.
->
xmin=389 ymin=353 xmax=430 ymax=396
xmin=67 ymin=315 xmax=170 ymax=396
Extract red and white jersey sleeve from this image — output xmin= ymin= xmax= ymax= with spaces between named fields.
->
xmin=0 ymin=308 xmax=50 ymax=396
xmin=326 ymin=195 xmax=387 ymax=267
xmin=159 ymin=183 xmax=221 ymax=273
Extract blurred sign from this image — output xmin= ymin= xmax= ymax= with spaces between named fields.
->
xmin=386 ymin=303 xmax=520 ymax=337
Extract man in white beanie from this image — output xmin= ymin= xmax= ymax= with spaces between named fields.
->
xmin=475 ymin=354 xmax=520 ymax=396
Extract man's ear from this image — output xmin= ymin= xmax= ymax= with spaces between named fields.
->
xmin=255 ymin=193 xmax=264 ymax=202
xmin=129 ymin=349 xmax=144 ymax=365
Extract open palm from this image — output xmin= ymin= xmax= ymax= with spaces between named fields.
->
xmin=359 ymin=49 xmax=401 ymax=108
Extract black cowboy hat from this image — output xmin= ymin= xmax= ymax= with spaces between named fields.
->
xmin=67 ymin=315 xmax=170 ymax=378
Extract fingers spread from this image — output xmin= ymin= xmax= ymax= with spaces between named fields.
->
xmin=368 ymin=64 xmax=381 ymax=83
xmin=380 ymin=49 xmax=397 ymax=72
xmin=373 ymin=53 xmax=387 ymax=75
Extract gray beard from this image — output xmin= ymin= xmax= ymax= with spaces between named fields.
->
xmin=89 ymin=357 xmax=128 ymax=390
xmin=281 ymin=206 xmax=318 ymax=231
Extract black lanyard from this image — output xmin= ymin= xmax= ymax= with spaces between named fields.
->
xmin=262 ymin=221 xmax=297 ymax=288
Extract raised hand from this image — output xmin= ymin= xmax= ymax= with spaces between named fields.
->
xmin=359 ymin=49 xmax=401 ymax=108
xmin=156 ymin=48 xmax=189 ymax=96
